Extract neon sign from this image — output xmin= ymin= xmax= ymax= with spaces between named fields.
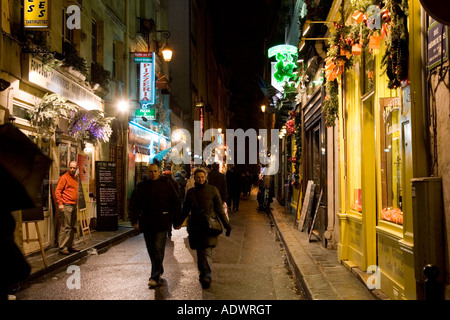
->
xmin=139 ymin=52 xmax=155 ymax=105
xmin=268 ymin=45 xmax=298 ymax=85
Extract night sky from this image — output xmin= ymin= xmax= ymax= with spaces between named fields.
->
xmin=209 ymin=0 xmax=283 ymax=128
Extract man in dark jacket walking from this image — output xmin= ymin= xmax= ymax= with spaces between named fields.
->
xmin=182 ymin=168 xmax=232 ymax=289
xmin=207 ymin=162 xmax=227 ymax=203
xmin=128 ymin=163 xmax=182 ymax=288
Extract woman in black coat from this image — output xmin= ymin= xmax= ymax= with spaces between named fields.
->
xmin=181 ymin=168 xmax=232 ymax=289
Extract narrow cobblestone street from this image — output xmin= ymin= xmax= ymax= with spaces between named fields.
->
xmin=14 ymin=189 xmax=304 ymax=300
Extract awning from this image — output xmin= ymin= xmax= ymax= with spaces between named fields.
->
xmin=152 ymin=147 xmax=173 ymax=162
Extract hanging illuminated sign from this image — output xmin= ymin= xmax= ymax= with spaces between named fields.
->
xmin=134 ymin=52 xmax=153 ymax=63
xmin=139 ymin=52 xmax=155 ymax=105
xmin=135 ymin=108 xmax=156 ymax=120
xmin=24 ymin=0 xmax=49 ymax=29
xmin=268 ymin=44 xmax=298 ymax=88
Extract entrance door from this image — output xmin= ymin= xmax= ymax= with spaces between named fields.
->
xmin=361 ymin=91 xmax=377 ymax=270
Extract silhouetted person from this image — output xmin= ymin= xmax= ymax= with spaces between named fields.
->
xmin=181 ymin=168 xmax=231 ymax=289
xmin=128 ymin=163 xmax=182 ymax=287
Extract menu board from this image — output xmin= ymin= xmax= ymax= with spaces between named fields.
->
xmin=95 ymin=161 xmax=118 ymax=231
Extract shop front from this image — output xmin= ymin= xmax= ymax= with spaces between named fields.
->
xmin=127 ymin=120 xmax=171 ymax=197
xmin=10 ymin=54 xmax=107 ymax=256
xmin=334 ymin=0 xmax=426 ymax=300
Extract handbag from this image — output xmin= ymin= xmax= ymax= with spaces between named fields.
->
xmin=191 ymin=189 xmax=223 ymax=236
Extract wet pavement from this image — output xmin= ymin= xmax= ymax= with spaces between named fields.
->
xmin=11 ymin=188 xmax=382 ymax=301
xmin=13 ymin=189 xmax=303 ymax=301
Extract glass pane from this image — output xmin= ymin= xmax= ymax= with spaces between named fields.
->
xmin=380 ymin=97 xmax=403 ymax=225
xmin=363 ymin=46 xmax=375 ymax=94
xmin=349 ymin=98 xmax=362 ymax=212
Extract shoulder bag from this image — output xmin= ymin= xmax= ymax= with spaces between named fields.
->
xmin=191 ymin=189 xmax=223 ymax=236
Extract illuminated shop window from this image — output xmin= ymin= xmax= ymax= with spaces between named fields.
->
xmin=380 ymin=97 xmax=403 ymax=225
xmin=348 ymin=94 xmax=362 ymax=213
xmin=363 ymin=46 xmax=375 ymax=94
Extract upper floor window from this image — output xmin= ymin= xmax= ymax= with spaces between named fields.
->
xmin=92 ymin=20 xmax=98 ymax=63
xmin=62 ymin=8 xmax=74 ymax=45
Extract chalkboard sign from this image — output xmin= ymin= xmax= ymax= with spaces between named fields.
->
xmin=298 ymin=180 xmax=315 ymax=232
xmin=95 ymin=161 xmax=118 ymax=231
xmin=428 ymin=18 xmax=448 ymax=70
xmin=22 ymin=191 xmax=44 ymax=221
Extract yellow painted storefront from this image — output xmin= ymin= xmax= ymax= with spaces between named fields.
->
xmin=336 ymin=0 xmax=426 ymax=300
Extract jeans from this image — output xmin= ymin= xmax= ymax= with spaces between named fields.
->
xmin=58 ymin=204 xmax=77 ymax=250
xmin=197 ymin=247 xmax=213 ymax=281
xmin=143 ymin=231 xmax=168 ymax=280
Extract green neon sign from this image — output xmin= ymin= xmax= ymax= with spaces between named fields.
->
xmin=268 ymin=45 xmax=298 ymax=58
xmin=268 ymin=45 xmax=298 ymax=84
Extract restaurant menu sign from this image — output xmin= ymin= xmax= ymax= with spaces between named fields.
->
xmin=95 ymin=161 xmax=118 ymax=231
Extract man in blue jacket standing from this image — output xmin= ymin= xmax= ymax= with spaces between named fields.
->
xmin=128 ymin=163 xmax=182 ymax=288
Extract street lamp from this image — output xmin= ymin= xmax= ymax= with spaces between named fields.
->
xmin=117 ymin=100 xmax=130 ymax=113
xmin=156 ymin=30 xmax=173 ymax=62
xmin=261 ymin=105 xmax=266 ymax=113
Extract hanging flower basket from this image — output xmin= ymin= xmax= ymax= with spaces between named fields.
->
xmin=68 ymin=109 xmax=114 ymax=145
xmin=29 ymin=93 xmax=78 ymax=131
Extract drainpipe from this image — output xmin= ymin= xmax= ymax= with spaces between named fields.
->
xmin=122 ymin=0 xmax=130 ymax=221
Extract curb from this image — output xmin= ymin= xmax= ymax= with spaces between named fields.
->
xmin=269 ymin=203 xmax=386 ymax=300
xmin=18 ymin=228 xmax=139 ymax=287
xmin=269 ymin=207 xmax=338 ymax=300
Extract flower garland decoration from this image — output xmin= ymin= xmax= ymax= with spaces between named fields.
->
xmin=323 ymin=0 xmax=409 ymax=125
xmin=29 ymin=93 xmax=114 ymax=145
xmin=68 ymin=109 xmax=114 ymax=145
xmin=286 ymin=119 xmax=296 ymax=136
xmin=293 ymin=111 xmax=302 ymax=189
xmin=323 ymin=78 xmax=339 ymax=127
xmin=29 ymin=93 xmax=78 ymax=130
xmin=381 ymin=0 xmax=409 ymax=89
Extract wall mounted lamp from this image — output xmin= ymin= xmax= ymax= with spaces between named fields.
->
xmin=156 ymin=30 xmax=173 ymax=62
xmin=195 ymin=101 xmax=205 ymax=108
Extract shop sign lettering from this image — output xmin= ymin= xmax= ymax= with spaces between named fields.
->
xmin=25 ymin=2 xmax=81 ymax=30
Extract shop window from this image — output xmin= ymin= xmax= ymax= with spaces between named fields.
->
xmin=112 ymin=42 xmax=117 ymax=78
xmin=380 ymin=97 xmax=403 ymax=225
xmin=12 ymin=104 xmax=31 ymax=121
xmin=62 ymin=8 xmax=74 ymax=45
xmin=92 ymin=19 xmax=98 ymax=63
xmin=348 ymin=105 xmax=362 ymax=212
xmin=59 ymin=141 xmax=78 ymax=177
xmin=363 ymin=46 xmax=375 ymax=95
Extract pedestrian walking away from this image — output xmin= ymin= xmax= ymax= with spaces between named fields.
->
xmin=207 ymin=162 xmax=228 ymax=217
xmin=174 ymin=169 xmax=187 ymax=201
xmin=55 ymin=161 xmax=81 ymax=255
xmin=181 ymin=168 xmax=232 ymax=289
xmin=128 ymin=163 xmax=182 ymax=288
xmin=226 ymin=165 xmax=242 ymax=212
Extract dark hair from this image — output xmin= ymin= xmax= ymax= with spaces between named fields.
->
xmin=193 ymin=168 xmax=207 ymax=176
xmin=212 ymin=162 xmax=220 ymax=170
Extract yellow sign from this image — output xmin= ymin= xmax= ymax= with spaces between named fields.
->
xmin=24 ymin=0 xmax=49 ymax=29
